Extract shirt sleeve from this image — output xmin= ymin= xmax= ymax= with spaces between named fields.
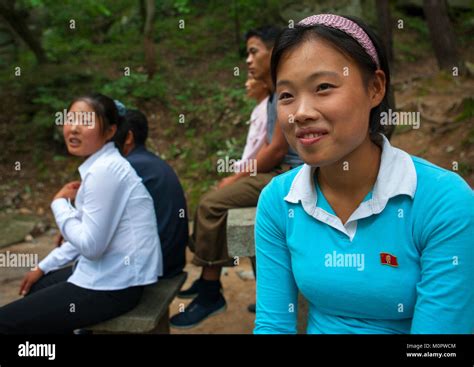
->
xmin=411 ymin=178 xmax=474 ymax=334
xmin=254 ymin=182 xmax=299 ymax=334
xmin=51 ymin=162 xmax=131 ymax=261
xmin=38 ymin=241 xmax=80 ymax=274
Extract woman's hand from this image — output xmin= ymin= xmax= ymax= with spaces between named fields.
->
xmin=53 ymin=181 xmax=81 ymax=201
xmin=19 ymin=267 xmax=44 ymax=296
xmin=55 ymin=234 xmax=64 ymax=247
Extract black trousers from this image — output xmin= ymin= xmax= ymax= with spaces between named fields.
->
xmin=0 ymin=266 xmax=144 ymax=334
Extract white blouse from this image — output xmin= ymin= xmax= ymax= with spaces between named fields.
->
xmin=39 ymin=142 xmax=162 ymax=290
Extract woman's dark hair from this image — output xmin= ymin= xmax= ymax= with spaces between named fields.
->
xmin=67 ymin=93 xmax=122 ymax=140
xmin=271 ymin=16 xmax=391 ymax=145
xmin=113 ymin=118 xmax=131 ymax=155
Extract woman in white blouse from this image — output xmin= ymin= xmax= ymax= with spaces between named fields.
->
xmin=0 ymin=93 xmax=162 ymax=334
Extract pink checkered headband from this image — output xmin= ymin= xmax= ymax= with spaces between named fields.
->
xmin=298 ymin=14 xmax=380 ymax=69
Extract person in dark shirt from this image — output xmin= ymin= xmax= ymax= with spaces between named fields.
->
xmin=114 ymin=109 xmax=188 ymax=278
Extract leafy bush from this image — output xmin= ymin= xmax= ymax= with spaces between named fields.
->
xmin=100 ymin=73 xmax=167 ymax=105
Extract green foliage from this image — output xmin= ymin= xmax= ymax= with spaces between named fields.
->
xmin=455 ymin=97 xmax=474 ymax=123
xmin=101 ymin=74 xmax=167 ymax=105
xmin=211 ymin=83 xmax=254 ymax=119
xmin=31 ymin=91 xmax=68 ymax=143
xmin=3 ymin=0 xmax=471 ymax=215
xmin=42 ymin=31 xmax=94 ymax=62
xmin=174 ymin=0 xmax=192 ymax=14
xmin=457 ymin=162 xmax=473 ymax=176
xmin=403 ymin=15 xmax=430 ymax=38
xmin=216 ymin=137 xmax=244 ymax=161
xmin=20 ymin=0 xmax=113 ymax=16
xmin=157 ymin=0 xmax=193 ymax=16
xmin=32 ymin=90 xmax=65 ymax=112
xmin=461 ymin=127 xmax=474 ymax=149
xmin=230 ymin=0 xmax=277 ymax=33
xmin=392 ymin=10 xmax=431 ymax=63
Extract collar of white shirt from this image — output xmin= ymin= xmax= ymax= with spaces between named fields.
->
xmin=78 ymin=141 xmax=116 ymax=179
xmin=283 ymin=135 xmax=417 ymax=240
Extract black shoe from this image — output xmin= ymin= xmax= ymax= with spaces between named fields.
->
xmin=170 ymin=294 xmax=227 ymax=329
xmin=177 ymin=278 xmax=202 ymax=299
xmin=247 ymin=303 xmax=256 ymax=313
xmin=177 ymin=278 xmax=223 ymax=299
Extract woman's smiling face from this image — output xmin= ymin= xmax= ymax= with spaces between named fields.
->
xmin=276 ymin=37 xmax=385 ymax=167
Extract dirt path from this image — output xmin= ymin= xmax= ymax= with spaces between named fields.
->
xmin=0 ymin=232 xmax=256 ymax=334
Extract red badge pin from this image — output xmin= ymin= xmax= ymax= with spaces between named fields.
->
xmin=380 ymin=252 xmax=398 ymax=267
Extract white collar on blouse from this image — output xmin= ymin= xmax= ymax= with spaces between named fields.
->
xmin=283 ymin=135 xmax=417 ymax=240
xmin=78 ymin=141 xmax=116 ymax=179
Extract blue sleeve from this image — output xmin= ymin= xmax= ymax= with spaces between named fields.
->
xmin=254 ymin=181 xmax=299 ymax=334
xmin=411 ymin=177 xmax=474 ymax=334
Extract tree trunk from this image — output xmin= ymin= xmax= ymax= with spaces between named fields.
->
xmin=139 ymin=0 xmax=146 ymax=33
xmin=233 ymin=0 xmax=241 ymax=56
xmin=143 ymin=0 xmax=156 ymax=80
xmin=0 ymin=0 xmax=47 ymax=64
xmin=375 ymin=0 xmax=393 ymax=65
xmin=423 ymin=0 xmax=464 ymax=73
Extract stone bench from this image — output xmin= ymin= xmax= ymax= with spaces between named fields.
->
xmin=227 ymin=207 xmax=308 ymax=334
xmin=86 ymin=272 xmax=187 ymax=334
